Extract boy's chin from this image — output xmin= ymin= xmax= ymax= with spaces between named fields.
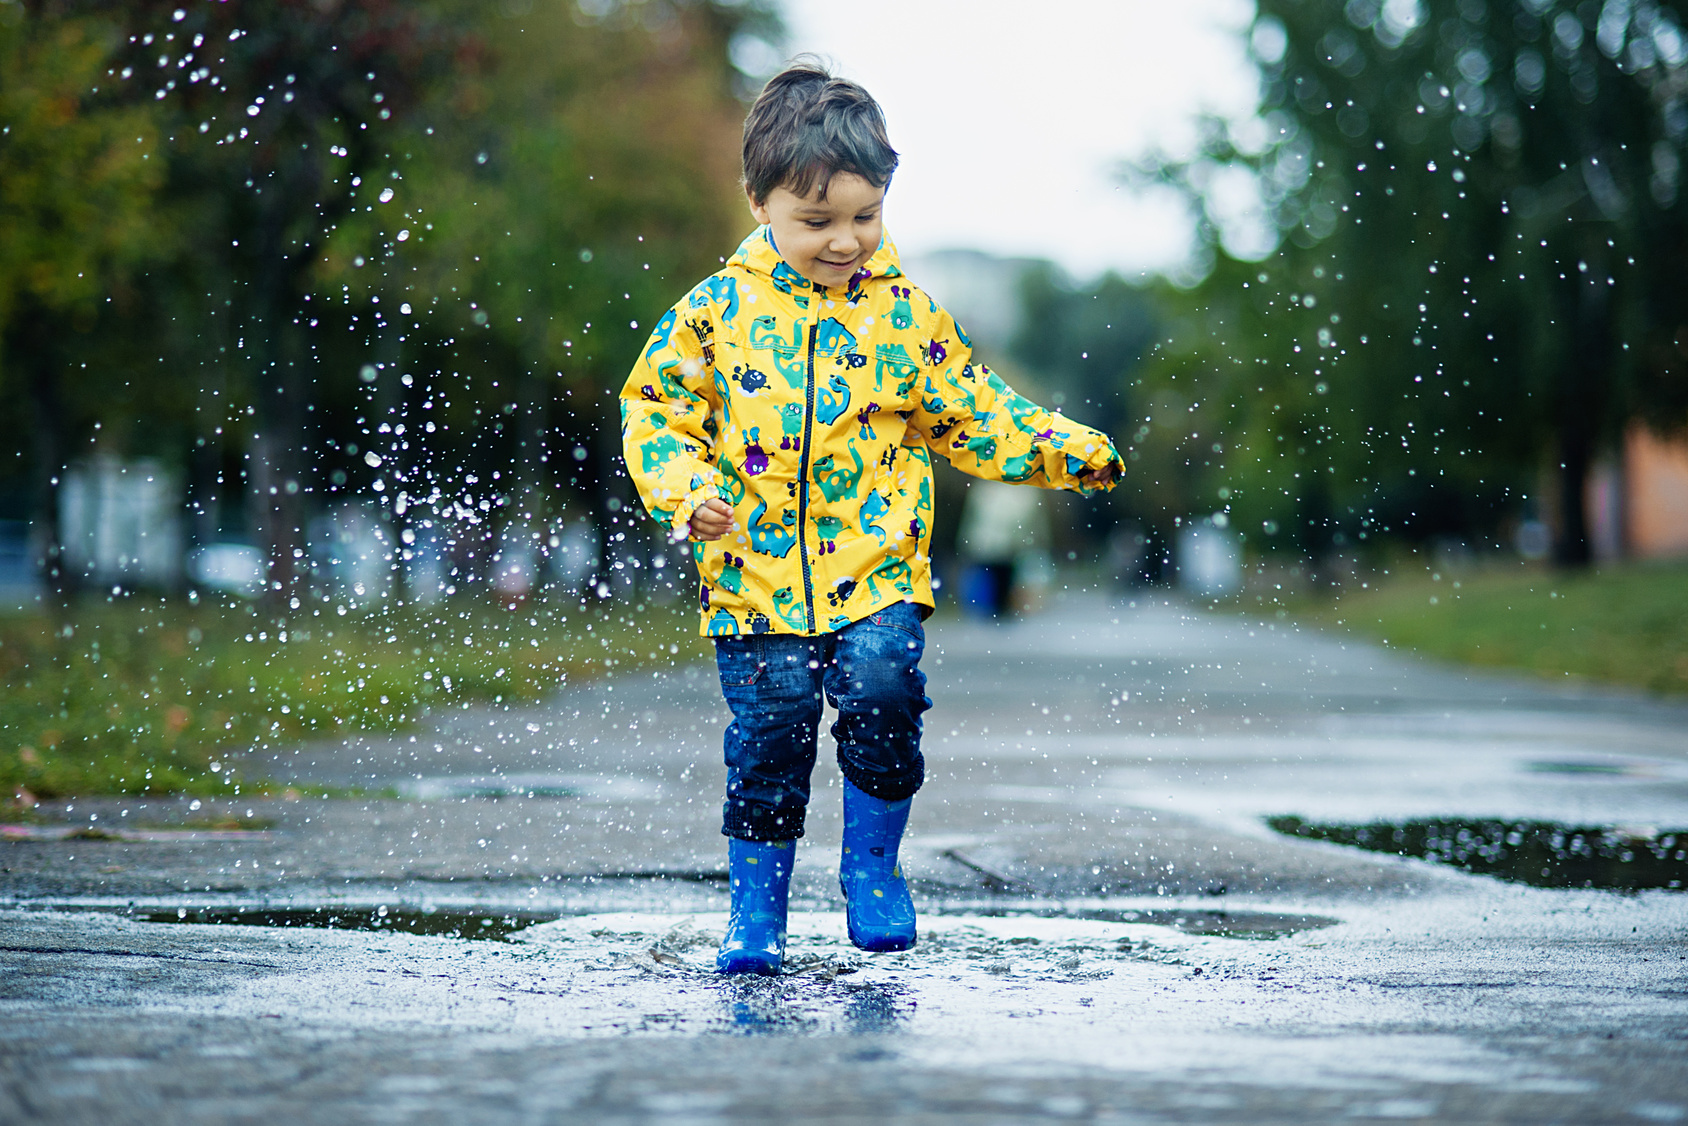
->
xmin=804 ymin=259 xmax=859 ymax=285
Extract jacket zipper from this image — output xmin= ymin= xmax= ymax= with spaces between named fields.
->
xmin=795 ymin=320 xmax=819 ymax=633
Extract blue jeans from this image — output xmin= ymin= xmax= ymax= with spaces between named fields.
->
xmin=714 ymin=601 xmax=931 ymax=842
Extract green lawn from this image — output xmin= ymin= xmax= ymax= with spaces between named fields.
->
xmin=1 ymin=592 xmax=711 ymax=800
xmin=1296 ymin=560 xmax=1688 ymax=696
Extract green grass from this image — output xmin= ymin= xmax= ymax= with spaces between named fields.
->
xmin=1 ymin=591 xmax=712 ymax=800
xmin=1296 ymin=560 xmax=1688 ymax=696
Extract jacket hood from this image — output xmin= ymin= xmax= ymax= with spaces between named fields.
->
xmin=727 ymin=225 xmax=903 ymax=291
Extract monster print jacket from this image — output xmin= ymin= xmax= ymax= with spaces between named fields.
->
xmin=619 ymin=227 xmax=1122 ymax=638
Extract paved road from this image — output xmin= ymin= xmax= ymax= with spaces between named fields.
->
xmin=4 ymin=591 xmax=1687 ymax=1124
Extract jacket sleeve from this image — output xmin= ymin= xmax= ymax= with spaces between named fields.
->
xmin=619 ymin=302 xmax=732 ymax=537
xmin=907 ymin=307 xmax=1123 ymax=494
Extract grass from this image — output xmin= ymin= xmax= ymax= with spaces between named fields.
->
xmin=1 ymin=590 xmax=712 ymax=800
xmin=1292 ymin=559 xmax=1688 ymax=696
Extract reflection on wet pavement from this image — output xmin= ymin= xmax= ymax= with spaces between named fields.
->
xmin=1270 ymin=816 xmax=1688 ymax=891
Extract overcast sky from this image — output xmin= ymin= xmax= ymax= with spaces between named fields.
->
xmin=772 ymin=0 xmax=1263 ymax=283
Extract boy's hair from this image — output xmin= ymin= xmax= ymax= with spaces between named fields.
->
xmin=742 ymin=57 xmax=899 ymax=205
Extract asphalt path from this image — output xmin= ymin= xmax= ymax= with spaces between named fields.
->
xmin=3 ymin=590 xmax=1686 ymax=1125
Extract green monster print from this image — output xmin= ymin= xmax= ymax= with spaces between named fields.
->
xmin=778 ymin=402 xmax=804 ymax=450
xmin=814 ymin=515 xmax=843 ymax=555
xmin=888 ymin=285 xmax=914 ymax=330
xmin=706 ymin=608 xmax=739 ymax=636
xmin=718 ymin=457 xmax=748 ymax=506
xmin=718 ymin=552 xmax=746 ymax=594
xmin=812 ymin=444 xmax=865 ymax=503
xmin=771 ymin=586 xmax=808 ymax=631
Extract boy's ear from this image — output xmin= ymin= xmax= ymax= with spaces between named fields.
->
xmin=746 ymin=186 xmax=771 ymax=226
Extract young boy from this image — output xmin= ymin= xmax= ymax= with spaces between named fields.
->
xmin=620 ymin=61 xmax=1121 ymax=975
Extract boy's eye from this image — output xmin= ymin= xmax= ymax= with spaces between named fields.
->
xmin=805 ymin=220 xmax=828 ymax=230
xmin=856 ymin=213 xmax=878 ymax=223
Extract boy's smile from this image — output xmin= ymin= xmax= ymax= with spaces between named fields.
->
xmin=748 ymin=173 xmax=886 ymax=289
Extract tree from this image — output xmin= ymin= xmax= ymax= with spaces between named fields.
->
xmin=0 ymin=2 xmax=167 ymax=578
xmin=1148 ymin=0 xmax=1688 ymax=564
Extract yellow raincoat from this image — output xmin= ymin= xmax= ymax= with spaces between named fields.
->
xmin=620 ymin=227 xmax=1122 ymax=637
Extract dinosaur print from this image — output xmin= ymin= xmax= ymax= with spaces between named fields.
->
xmin=813 ymin=317 xmax=857 ymax=356
xmin=771 ymin=586 xmax=809 ymax=631
xmin=812 ymin=444 xmax=865 ymax=504
xmin=814 ymin=372 xmax=852 ymax=427
xmin=692 ymin=275 xmax=741 ymax=324
xmin=747 ymin=496 xmax=797 ymax=558
xmin=619 ymin=224 xmax=1123 ymax=637
xmin=858 ymin=486 xmax=890 ymax=546
xmin=875 ymin=342 xmax=922 ymax=394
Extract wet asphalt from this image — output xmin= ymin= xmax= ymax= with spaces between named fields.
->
xmin=3 ymin=590 xmax=1687 ymax=1124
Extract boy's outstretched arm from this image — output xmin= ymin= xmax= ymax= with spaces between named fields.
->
xmin=909 ymin=307 xmax=1123 ymax=494
xmin=619 ymin=309 xmax=734 ymax=542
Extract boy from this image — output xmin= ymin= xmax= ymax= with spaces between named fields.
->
xmin=620 ymin=61 xmax=1121 ymax=975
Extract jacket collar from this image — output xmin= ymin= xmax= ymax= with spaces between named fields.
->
xmin=728 ymin=225 xmax=904 ymax=296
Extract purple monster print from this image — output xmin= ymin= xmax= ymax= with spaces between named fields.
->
xmin=743 ymin=427 xmax=770 ymax=477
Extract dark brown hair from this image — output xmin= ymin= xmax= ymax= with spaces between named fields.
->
xmin=742 ymin=58 xmax=899 ymax=204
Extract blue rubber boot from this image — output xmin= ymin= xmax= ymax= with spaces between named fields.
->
xmin=839 ymin=779 xmax=917 ymax=952
xmin=717 ymin=838 xmax=794 ymax=975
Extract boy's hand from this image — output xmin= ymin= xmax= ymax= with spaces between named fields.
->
xmin=1081 ymin=462 xmax=1119 ymax=487
xmin=687 ymin=498 xmax=735 ymax=541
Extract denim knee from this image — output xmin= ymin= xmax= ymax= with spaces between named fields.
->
xmin=716 ymin=634 xmax=823 ymax=841
xmin=826 ymin=602 xmax=930 ymax=802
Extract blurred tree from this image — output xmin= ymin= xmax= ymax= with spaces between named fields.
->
xmin=98 ymin=0 xmax=460 ymax=607
xmin=0 ymin=2 xmax=167 ymax=577
xmin=1147 ymin=0 xmax=1688 ymax=566
xmin=322 ymin=0 xmax=776 ymax=590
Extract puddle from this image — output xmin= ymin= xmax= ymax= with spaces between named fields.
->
xmin=139 ymin=906 xmax=543 ymax=940
xmin=1269 ymin=816 xmax=1688 ymax=891
xmin=929 ymin=903 xmax=1336 ymax=939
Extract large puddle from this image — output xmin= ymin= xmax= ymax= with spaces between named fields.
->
xmin=125 ymin=900 xmax=1335 ymax=942
xmin=1270 ymin=816 xmax=1688 ymax=891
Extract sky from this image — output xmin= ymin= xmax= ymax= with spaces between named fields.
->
xmin=771 ymin=0 xmax=1264 ymax=283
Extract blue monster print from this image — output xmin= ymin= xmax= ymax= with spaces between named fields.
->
xmin=826 ymin=577 xmax=858 ymax=608
xmin=706 ymin=608 xmax=739 ymax=636
xmin=814 ymin=372 xmax=852 ymax=426
xmin=692 ymin=275 xmax=741 ymax=325
xmin=748 ymin=497 xmax=798 ymax=558
xmin=827 ymin=614 xmax=852 ymax=632
xmin=732 ymin=365 xmax=768 ymax=394
xmin=747 ymin=612 xmax=773 ymax=634
xmin=813 ymin=318 xmax=857 ymax=356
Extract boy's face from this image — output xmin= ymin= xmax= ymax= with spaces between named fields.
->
xmin=748 ymin=172 xmax=885 ymax=289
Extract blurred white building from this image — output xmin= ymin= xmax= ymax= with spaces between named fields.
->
xmin=58 ymin=457 xmax=182 ymax=589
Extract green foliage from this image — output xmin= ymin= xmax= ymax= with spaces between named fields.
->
xmin=1300 ymin=559 xmax=1688 ymax=695
xmin=0 ymin=594 xmax=710 ymax=798
xmin=0 ymin=3 xmax=167 ymax=390
xmin=1147 ymin=0 xmax=1688 ymax=561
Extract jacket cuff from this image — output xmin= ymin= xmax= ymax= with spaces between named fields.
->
xmin=1045 ymin=422 xmax=1122 ymax=495
xmin=669 ymin=482 xmax=728 ymax=540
